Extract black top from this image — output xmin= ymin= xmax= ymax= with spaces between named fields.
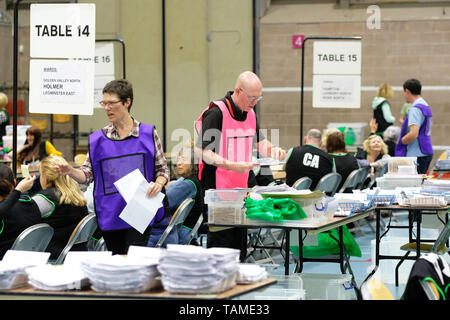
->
xmin=329 ymin=153 xmax=360 ymax=192
xmin=0 ymin=190 xmax=42 ymax=259
xmin=196 ymin=91 xmax=265 ymax=190
xmin=39 ymin=188 xmax=89 ymax=260
xmin=373 ymin=100 xmax=393 ymax=133
xmin=285 ymin=144 xmax=334 ymax=189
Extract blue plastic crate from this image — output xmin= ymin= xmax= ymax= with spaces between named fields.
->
xmin=366 ymin=194 xmax=396 ymax=206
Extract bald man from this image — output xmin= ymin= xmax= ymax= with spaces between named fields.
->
xmin=195 ymin=71 xmax=286 ymax=261
xmin=285 ymin=129 xmax=334 ymax=189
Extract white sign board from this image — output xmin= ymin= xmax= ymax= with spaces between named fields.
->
xmin=95 ymin=42 xmax=115 ymax=76
xmin=94 ymin=75 xmax=115 ymax=109
xmin=313 ymin=75 xmax=361 ymax=109
xmin=29 ymin=59 xmax=94 ymax=115
xmin=312 ymin=41 xmax=361 ymax=108
xmin=313 ymin=41 xmax=361 ymax=75
xmin=30 ymin=3 xmax=96 ymax=59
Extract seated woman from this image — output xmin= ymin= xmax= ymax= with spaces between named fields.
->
xmin=0 ymin=165 xmax=40 ymax=258
xmin=326 ymin=131 xmax=360 ymax=193
xmin=147 ymin=143 xmax=204 ymax=247
xmin=10 ymin=125 xmax=62 ymax=166
xmin=355 ymin=134 xmax=391 ymax=187
xmin=35 ymin=155 xmax=88 ymax=261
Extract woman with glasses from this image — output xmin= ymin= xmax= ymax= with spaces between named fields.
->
xmin=55 ymin=79 xmax=170 ymax=255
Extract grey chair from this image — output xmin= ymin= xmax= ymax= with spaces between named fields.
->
xmin=92 ymin=237 xmax=107 ymax=251
xmin=314 ymin=173 xmax=342 ymax=196
xmin=395 ymin=220 xmax=450 ymax=286
xmin=53 ymin=213 xmax=98 ymax=264
xmin=11 ymin=223 xmax=54 ymax=252
xmin=155 ymin=198 xmax=195 ymax=248
xmin=367 ymin=163 xmax=388 ymax=189
xmin=292 ymin=177 xmax=312 ymax=190
xmin=338 ymin=169 xmax=362 ymax=193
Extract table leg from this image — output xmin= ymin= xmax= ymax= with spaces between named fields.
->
xmin=362 ymin=208 xmax=380 ymax=285
xmin=338 ymin=226 xmax=345 ymax=274
xmin=285 ymin=229 xmax=290 ymax=275
xmin=415 ymin=210 xmax=421 ymax=258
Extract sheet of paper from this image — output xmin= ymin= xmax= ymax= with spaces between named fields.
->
xmin=118 ymin=179 xmax=165 ymax=234
xmin=21 ymin=165 xmax=30 ymax=178
xmin=113 ymin=168 xmax=146 ymax=203
xmin=2 ymin=250 xmax=50 ymax=266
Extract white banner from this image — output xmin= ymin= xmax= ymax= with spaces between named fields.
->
xmin=30 ymin=3 xmax=96 ymax=59
xmin=313 ymin=75 xmax=361 ymax=109
xmin=29 ymin=59 xmax=94 ymax=115
xmin=313 ymin=41 xmax=361 ymax=75
xmin=95 ymin=42 xmax=115 ymax=76
xmin=312 ymin=41 xmax=361 ymax=108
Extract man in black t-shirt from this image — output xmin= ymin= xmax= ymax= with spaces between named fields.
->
xmin=195 ymin=71 xmax=286 ymax=261
xmin=285 ymin=129 xmax=334 ymax=189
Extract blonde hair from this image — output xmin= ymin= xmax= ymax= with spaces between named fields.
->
xmin=40 ymin=156 xmax=87 ymax=206
xmin=363 ymin=135 xmax=388 ymax=155
xmin=0 ymin=93 xmax=8 ymax=109
xmin=377 ymin=83 xmax=393 ymax=99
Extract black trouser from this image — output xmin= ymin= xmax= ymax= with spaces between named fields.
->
xmin=101 ymin=225 xmax=152 ymax=255
xmin=207 ymin=228 xmax=248 ymax=262
xmin=416 ymin=154 xmax=433 ymax=174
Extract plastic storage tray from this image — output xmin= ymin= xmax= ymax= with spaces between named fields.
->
xmin=299 ymin=273 xmax=354 ymax=300
xmin=376 ymin=174 xmax=423 ymax=189
xmin=327 ymin=122 xmax=367 ymax=146
xmin=205 ymin=189 xmax=249 ymax=225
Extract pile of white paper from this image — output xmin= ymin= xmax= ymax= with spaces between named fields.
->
xmin=79 ymin=255 xmax=161 ymax=293
xmin=0 ymin=250 xmax=50 ymax=290
xmin=27 ymin=264 xmax=90 ymax=291
xmin=237 ymin=264 xmax=267 ymax=284
xmin=158 ymin=245 xmax=240 ymax=294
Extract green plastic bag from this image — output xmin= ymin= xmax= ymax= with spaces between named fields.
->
xmin=290 ymin=225 xmax=362 ymax=258
xmin=244 ymin=197 xmax=307 ymax=222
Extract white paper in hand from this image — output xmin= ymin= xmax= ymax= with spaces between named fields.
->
xmin=118 ymin=178 xmax=165 ymax=234
xmin=113 ymin=169 xmax=146 ymax=203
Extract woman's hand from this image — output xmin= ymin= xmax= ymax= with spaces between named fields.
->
xmin=15 ymin=175 xmax=36 ymax=193
xmin=56 ymin=159 xmax=73 ymax=176
xmin=146 ymin=180 xmax=165 ymax=198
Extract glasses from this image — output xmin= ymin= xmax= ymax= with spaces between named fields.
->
xmin=99 ymin=100 xmax=121 ymax=107
xmin=239 ymin=88 xmax=263 ymax=102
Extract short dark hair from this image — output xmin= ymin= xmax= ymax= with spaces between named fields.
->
xmin=103 ymin=79 xmax=134 ymax=112
xmin=403 ymin=78 xmax=421 ymax=95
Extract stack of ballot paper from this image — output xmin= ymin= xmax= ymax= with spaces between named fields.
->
xmin=237 ymin=264 xmax=267 ymax=284
xmin=158 ymin=245 xmax=240 ymax=294
xmin=27 ymin=264 xmax=90 ymax=291
xmin=80 ymin=255 xmax=161 ymax=293
xmin=0 ymin=250 xmax=50 ymax=290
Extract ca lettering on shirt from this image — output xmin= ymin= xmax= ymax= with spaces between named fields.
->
xmin=302 ymin=153 xmax=320 ymax=169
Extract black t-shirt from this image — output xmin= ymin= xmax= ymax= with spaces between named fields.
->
xmin=196 ymin=91 xmax=265 ymax=190
xmin=329 ymin=153 xmax=360 ymax=192
xmin=285 ymin=144 xmax=334 ymax=189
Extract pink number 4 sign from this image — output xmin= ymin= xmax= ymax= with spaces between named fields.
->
xmin=292 ymin=35 xmax=305 ymax=49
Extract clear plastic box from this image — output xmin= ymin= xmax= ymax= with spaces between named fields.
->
xmin=204 ymin=189 xmax=250 ymax=225
xmin=299 ymin=273 xmax=354 ymax=300
xmin=327 ymin=122 xmax=367 ymax=146
xmin=376 ymin=174 xmax=424 ymax=189
xmin=2 ymin=135 xmax=27 ymax=149
xmin=5 ymin=125 xmax=31 ymax=136
xmin=388 ymin=157 xmax=417 ymax=173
